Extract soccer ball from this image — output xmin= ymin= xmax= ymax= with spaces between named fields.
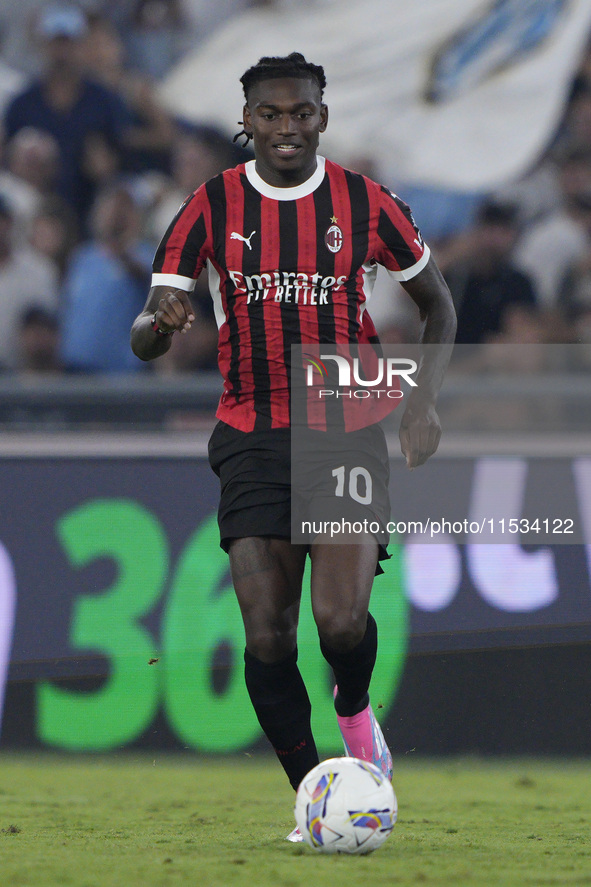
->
xmin=294 ymin=757 xmax=397 ymax=854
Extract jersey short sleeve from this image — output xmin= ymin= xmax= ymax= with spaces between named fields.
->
xmin=374 ymin=186 xmax=430 ymax=281
xmin=151 ymin=186 xmax=214 ymax=291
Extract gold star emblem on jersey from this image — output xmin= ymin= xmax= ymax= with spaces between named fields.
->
xmin=330 ymin=215 xmax=338 ymax=224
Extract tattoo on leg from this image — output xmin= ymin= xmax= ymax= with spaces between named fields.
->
xmin=230 ymin=538 xmax=275 ymax=579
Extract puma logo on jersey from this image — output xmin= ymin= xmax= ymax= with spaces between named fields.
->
xmin=231 ymin=230 xmax=257 ymax=250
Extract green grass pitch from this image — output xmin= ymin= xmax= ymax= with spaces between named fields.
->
xmin=0 ymin=753 xmax=590 ymax=887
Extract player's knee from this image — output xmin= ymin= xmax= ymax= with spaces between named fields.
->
xmin=314 ymin=606 xmax=366 ymax=653
xmin=245 ymin=625 xmax=297 ymax=663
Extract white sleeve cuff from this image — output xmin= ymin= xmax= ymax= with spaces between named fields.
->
xmin=151 ymin=272 xmax=197 ymax=291
xmin=386 ymin=244 xmax=431 ymax=282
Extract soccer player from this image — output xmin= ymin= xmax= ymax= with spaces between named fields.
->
xmin=130 ymin=53 xmax=456 ymax=840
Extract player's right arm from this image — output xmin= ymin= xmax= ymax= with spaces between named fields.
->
xmin=130 ymin=285 xmax=195 ymax=361
xmin=131 ymin=179 xmax=214 ymax=361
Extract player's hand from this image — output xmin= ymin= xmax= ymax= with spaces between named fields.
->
xmin=399 ymin=391 xmax=442 ymax=469
xmin=154 ymin=290 xmax=195 ymax=334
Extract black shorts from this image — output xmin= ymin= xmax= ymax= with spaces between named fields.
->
xmin=208 ymin=420 xmax=390 ymax=572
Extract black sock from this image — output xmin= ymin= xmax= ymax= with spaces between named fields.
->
xmin=244 ymin=647 xmax=319 ymax=790
xmin=320 ymin=612 xmax=378 ymax=717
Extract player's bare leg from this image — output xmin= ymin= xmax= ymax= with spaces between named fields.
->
xmin=310 ymin=535 xmax=393 ymax=779
xmin=229 ymin=537 xmax=320 ymax=793
xmin=230 ymin=537 xmax=306 ymax=661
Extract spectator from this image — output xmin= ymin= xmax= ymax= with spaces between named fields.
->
xmin=0 ymin=38 xmax=26 ymax=116
xmin=17 ymin=305 xmax=62 ymax=373
xmin=492 ymin=144 xmax=591 ymax=231
xmin=439 ymin=200 xmax=538 ymax=344
xmin=146 ymin=124 xmax=242 ymax=241
xmin=60 ymin=182 xmax=153 ymax=372
xmin=5 ymin=126 xmax=60 ymax=197
xmin=0 ymin=151 xmax=40 ymax=240
xmin=181 ymin=0 xmax=250 ymax=48
xmin=3 ymin=4 xmax=132 ymax=227
xmin=0 ymin=194 xmax=59 ymax=369
xmin=558 ymin=240 xmax=591 ymax=343
xmin=126 ymin=0 xmax=186 ymax=81
xmin=28 ymin=195 xmax=78 ymax=280
xmin=83 ymin=13 xmax=175 ymax=174
xmin=0 ymin=127 xmax=61 ymax=235
xmin=515 ymin=152 xmax=591 ymax=311
xmin=554 ymin=75 xmax=591 ymax=155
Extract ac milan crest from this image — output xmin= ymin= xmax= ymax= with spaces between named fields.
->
xmin=325 ymin=223 xmax=343 ymax=254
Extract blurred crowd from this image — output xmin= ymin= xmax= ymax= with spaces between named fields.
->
xmin=0 ymin=0 xmax=254 ymax=375
xmin=372 ymin=41 xmax=591 ymax=354
xmin=0 ymin=1 xmax=591 ymax=377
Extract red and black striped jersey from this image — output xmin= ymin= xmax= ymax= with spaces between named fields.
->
xmin=152 ymin=156 xmax=430 ymax=431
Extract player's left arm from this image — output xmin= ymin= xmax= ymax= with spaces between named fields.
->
xmin=398 ymin=255 xmax=457 ymax=469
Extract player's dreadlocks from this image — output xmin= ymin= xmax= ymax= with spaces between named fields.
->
xmin=233 ymin=52 xmax=326 ymax=147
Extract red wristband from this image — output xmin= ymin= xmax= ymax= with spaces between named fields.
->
xmin=151 ymin=313 xmax=173 ymax=336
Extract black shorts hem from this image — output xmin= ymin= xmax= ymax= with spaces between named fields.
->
xmin=219 ymin=525 xmax=390 ymax=576
xmin=209 ymin=419 xmax=390 ymax=575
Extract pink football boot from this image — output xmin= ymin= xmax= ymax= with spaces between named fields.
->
xmin=334 ymin=687 xmax=393 ymax=781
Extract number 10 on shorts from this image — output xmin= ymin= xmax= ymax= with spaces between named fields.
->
xmin=332 ymin=465 xmax=373 ymax=505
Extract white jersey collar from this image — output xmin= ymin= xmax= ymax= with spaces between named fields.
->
xmin=245 ymin=156 xmax=326 ymax=200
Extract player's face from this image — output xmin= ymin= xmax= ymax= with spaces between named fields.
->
xmin=243 ymin=77 xmax=328 ymax=187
